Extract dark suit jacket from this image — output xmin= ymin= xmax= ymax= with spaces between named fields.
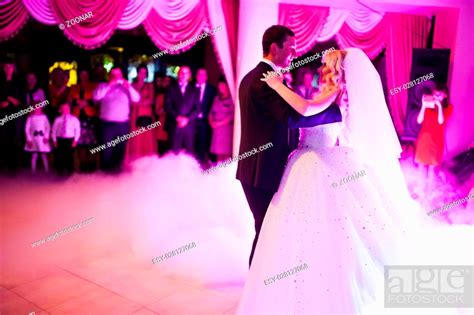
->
xmin=196 ymin=83 xmax=217 ymax=119
xmin=236 ymin=62 xmax=342 ymax=192
xmin=164 ymin=82 xmax=200 ymax=131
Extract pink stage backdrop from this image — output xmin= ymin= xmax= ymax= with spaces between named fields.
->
xmin=0 ymin=0 xmax=29 ymax=41
xmin=0 ymin=0 xmax=237 ymax=102
xmin=278 ymin=4 xmax=330 ymax=56
xmin=278 ymin=4 xmax=431 ymax=135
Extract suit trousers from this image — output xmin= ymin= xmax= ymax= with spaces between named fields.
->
xmin=55 ymin=137 xmax=74 ymax=176
xmin=99 ymin=121 xmax=130 ymax=172
xmin=171 ymin=123 xmax=195 ymax=154
xmin=195 ymin=118 xmax=211 ymax=162
xmin=241 ymin=182 xmax=275 ymax=267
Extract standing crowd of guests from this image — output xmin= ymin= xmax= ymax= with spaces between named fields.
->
xmin=0 ymin=57 xmax=235 ymax=176
xmin=164 ymin=66 xmax=234 ymax=165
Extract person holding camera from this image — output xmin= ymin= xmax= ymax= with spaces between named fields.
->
xmin=415 ymin=82 xmax=453 ymax=182
xmin=93 ymin=67 xmax=140 ymax=172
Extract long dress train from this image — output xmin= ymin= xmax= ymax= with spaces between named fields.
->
xmin=236 ymin=123 xmax=473 ymax=315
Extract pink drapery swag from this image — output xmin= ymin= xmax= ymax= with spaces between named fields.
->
xmin=0 ymin=0 xmax=29 ymax=41
xmin=278 ymin=4 xmax=430 ymax=134
xmin=0 ymin=0 xmax=237 ymax=101
xmin=143 ymin=0 xmax=208 ymax=54
xmin=384 ymin=13 xmax=431 ymax=134
xmin=278 ymin=4 xmax=330 ymax=56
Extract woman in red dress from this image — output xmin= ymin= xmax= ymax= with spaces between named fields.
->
xmin=415 ymin=83 xmax=452 ymax=180
xmin=125 ymin=65 xmax=156 ymax=162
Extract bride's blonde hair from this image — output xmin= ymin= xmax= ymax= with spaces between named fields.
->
xmin=319 ymin=50 xmax=346 ymax=92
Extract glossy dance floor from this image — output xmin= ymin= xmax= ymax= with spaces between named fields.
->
xmin=1 ymin=155 xmax=472 ymax=315
xmin=1 ymin=247 xmax=241 ymax=315
xmin=0 ymin=156 xmax=252 ymax=315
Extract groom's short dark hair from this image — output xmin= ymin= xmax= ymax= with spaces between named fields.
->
xmin=262 ymin=25 xmax=295 ymax=56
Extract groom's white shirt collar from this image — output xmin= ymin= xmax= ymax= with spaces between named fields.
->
xmin=261 ymin=58 xmax=281 ymax=72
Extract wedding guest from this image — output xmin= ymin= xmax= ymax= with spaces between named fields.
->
xmin=154 ymin=75 xmax=170 ymax=155
xmin=415 ymin=83 xmax=453 ymax=182
xmin=296 ymin=70 xmax=317 ymax=99
xmin=52 ymin=102 xmax=81 ymax=176
xmin=126 ymin=64 xmax=156 ymax=162
xmin=165 ymin=66 xmax=200 ymax=155
xmin=23 ymin=72 xmax=46 ymax=106
xmin=194 ymin=68 xmax=216 ymax=165
xmin=25 ymin=106 xmax=51 ymax=174
xmin=93 ymin=67 xmax=140 ymax=172
xmin=69 ymin=70 xmax=99 ymax=172
xmin=209 ymin=79 xmax=234 ymax=161
xmin=283 ymin=72 xmax=293 ymax=89
xmin=0 ymin=58 xmax=24 ymax=174
xmin=91 ymin=64 xmax=107 ymax=83
xmin=48 ymin=68 xmax=70 ymax=120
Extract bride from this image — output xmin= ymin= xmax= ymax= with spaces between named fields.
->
xmin=236 ymin=48 xmax=473 ymax=314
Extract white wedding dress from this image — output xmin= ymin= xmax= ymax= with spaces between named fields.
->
xmin=236 ymin=48 xmax=473 ymax=315
xmin=236 ymin=122 xmax=473 ymax=315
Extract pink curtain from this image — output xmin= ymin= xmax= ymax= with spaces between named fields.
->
xmin=0 ymin=0 xmax=29 ymax=41
xmin=336 ymin=15 xmax=386 ymax=59
xmin=278 ymin=4 xmax=329 ymax=56
xmin=50 ymin=0 xmax=129 ymax=49
xmin=385 ymin=13 xmax=431 ymax=134
xmin=117 ymin=0 xmax=154 ymax=30
xmin=278 ymin=4 xmax=430 ymax=133
xmin=143 ymin=0 xmax=208 ymax=54
xmin=6 ymin=0 xmax=211 ymax=52
xmin=221 ymin=0 xmax=238 ymax=76
xmin=278 ymin=5 xmax=384 ymax=57
xmin=0 ymin=0 xmax=237 ymax=100
xmin=207 ymin=0 xmax=236 ymax=102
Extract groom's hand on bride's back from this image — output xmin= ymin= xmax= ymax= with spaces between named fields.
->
xmin=251 ymin=75 xmax=341 ymax=128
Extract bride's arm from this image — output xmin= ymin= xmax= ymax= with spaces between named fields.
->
xmin=274 ymin=82 xmax=340 ymax=116
xmin=261 ymin=72 xmax=340 ymax=117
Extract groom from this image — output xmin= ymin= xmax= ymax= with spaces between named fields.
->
xmin=236 ymin=25 xmax=342 ymax=266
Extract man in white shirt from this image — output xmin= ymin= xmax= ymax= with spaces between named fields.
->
xmin=93 ymin=67 xmax=140 ymax=172
xmin=52 ymin=102 xmax=81 ymax=176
